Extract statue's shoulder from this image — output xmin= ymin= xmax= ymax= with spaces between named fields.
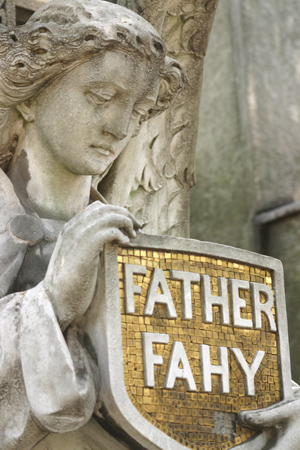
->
xmin=0 ymin=169 xmax=28 ymax=298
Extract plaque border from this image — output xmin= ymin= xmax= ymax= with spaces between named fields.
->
xmin=89 ymin=233 xmax=292 ymax=450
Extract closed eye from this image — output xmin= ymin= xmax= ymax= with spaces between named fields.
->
xmin=87 ymin=90 xmax=114 ymax=105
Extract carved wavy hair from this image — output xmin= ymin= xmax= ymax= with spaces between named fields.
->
xmin=0 ymin=0 xmax=188 ymax=171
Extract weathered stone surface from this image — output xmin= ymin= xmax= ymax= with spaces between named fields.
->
xmin=190 ymin=0 xmax=255 ymax=249
xmin=190 ymin=0 xmax=300 ymax=382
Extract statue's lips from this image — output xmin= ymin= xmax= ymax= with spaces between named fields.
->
xmin=90 ymin=145 xmax=114 ymax=156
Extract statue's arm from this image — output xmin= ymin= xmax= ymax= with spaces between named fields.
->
xmin=0 ymin=173 xmax=139 ymax=438
xmin=19 ymin=284 xmax=96 ymax=433
xmin=0 ymin=288 xmax=97 ymax=449
xmin=18 ymin=202 xmax=140 ymax=432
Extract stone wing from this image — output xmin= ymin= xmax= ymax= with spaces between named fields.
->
xmin=98 ymin=0 xmax=219 ymax=237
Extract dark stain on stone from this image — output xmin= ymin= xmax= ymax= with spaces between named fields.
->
xmin=8 ymin=149 xmax=35 ymax=214
xmin=83 ymin=332 xmax=98 ymax=364
xmin=77 ymin=331 xmax=98 ymax=365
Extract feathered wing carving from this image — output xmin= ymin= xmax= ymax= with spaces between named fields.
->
xmin=99 ymin=0 xmax=219 ymax=237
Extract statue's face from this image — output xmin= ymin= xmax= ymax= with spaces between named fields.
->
xmin=27 ymin=50 xmax=160 ymax=175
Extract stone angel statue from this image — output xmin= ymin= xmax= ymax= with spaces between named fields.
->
xmin=0 ymin=1 xmax=187 ymax=448
xmin=0 ymin=0 xmax=300 ymax=449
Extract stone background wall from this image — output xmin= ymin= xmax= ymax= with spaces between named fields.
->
xmin=190 ymin=0 xmax=300 ymax=382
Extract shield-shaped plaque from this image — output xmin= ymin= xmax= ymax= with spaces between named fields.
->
xmin=88 ymin=234 xmax=292 ymax=450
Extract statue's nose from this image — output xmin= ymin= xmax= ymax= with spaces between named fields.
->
xmin=102 ymin=128 xmax=128 ymax=140
xmin=102 ymin=105 xmax=131 ymax=141
xmin=113 ymin=128 xmax=128 ymax=140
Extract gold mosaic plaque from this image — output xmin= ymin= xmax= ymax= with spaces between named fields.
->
xmin=97 ymin=235 xmax=291 ymax=450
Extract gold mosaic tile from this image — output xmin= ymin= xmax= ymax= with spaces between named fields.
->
xmin=118 ymin=247 xmax=281 ymax=450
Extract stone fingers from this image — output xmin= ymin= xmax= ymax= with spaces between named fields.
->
xmin=57 ymin=213 xmax=137 ymax=266
xmin=239 ymin=399 xmax=300 ymax=429
xmin=81 ymin=202 xmax=142 ymax=230
xmin=79 ymin=213 xmax=138 ymax=242
xmin=97 ymin=204 xmax=142 ymax=231
xmin=63 ymin=202 xmax=141 ymax=238
xmin=94 ymin=227 xmax=131 ymax=246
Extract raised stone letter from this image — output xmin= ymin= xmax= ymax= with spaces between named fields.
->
xmin=229 ymin=279 xmax=253 ymax=328
xmin=201 ymin=275 xmax=230 ymax=325
xmin=144 ymin=268 xmax=177 ymax=318
xmin=251 ymin=282 xmax=277 ymax=331
xmin=231 ymin=348 xmax=265 ymax=396
xmin=142 ymin=332 xmax=169 ymax=387
xmin=124 ymin=264 xmax=147 ymax=314
xmin=200 ymin=345 xmax=230 ymax=394
xmin=170 ymin=270 xmax=200 ymax=319
xmin=164 ymin=341 xmax=196 ymax=391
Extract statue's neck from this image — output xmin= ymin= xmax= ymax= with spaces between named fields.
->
xmin=7 ymin=132 xmax=92 ymax=221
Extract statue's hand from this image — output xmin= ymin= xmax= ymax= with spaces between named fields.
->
xmin=42 ymin=202 xmax=141 ymax=330
xmin=239 ymin=384 xmax=300 ymax=450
